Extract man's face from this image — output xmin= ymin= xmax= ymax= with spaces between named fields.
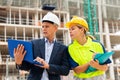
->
xmin=42 ymin=22 xmax=57 ymax=38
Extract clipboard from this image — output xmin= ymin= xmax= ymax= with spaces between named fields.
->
xmin=7 ymin=39 xmax=42 ymax=66
xmin=85 ymin=51 xmax=114 ymax=73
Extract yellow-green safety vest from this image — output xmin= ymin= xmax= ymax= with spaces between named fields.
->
xmin=68 ymin=37 xmax=105 ymax=78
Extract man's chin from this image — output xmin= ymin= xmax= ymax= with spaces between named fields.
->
xmin=43 ymin=35 xmax=48 ymax=38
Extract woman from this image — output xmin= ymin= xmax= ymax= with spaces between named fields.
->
xmin=65 ymin=16 xmax=111 ymax=80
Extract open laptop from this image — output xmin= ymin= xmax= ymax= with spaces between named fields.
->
xmin=7 ymin=39 xmax=42 ymax=66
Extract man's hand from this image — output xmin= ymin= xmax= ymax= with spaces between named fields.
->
xmin=34 ymin=57 xmax=49 ymax=69
xmin=14 ymin=44 xmax=26 ymax=65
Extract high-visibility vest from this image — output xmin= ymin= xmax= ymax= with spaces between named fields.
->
xmin=68 ymin=37 xmax=105 ymax=78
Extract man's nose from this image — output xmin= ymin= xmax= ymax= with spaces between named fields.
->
xmin=42 ymin=27 xmax=46 ymax=30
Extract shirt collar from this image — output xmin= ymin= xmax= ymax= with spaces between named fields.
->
xmin=73 ymin=37 xmax=92 ymax=47
xmin=45 ymin=38 xmax=56 ymax=43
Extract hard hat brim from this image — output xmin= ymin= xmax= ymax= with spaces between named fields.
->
xmin=65 ymin=22 xmax=78 ymax=28
xmin=65 ymin=21 xmax=89 ymax=31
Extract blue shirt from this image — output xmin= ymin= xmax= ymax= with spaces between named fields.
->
xmin=41 ymin=38 xmax=55 ymax=80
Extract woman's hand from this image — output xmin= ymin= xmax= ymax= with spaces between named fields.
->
xmin=89 ymin=59 xmax=108 ymax=71
xmin=89 ymin=59 xmax=99 ymax=68
xmin=14 ymin=44 xmax=26 ymax=65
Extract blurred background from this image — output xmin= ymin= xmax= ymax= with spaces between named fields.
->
xmin=0 ymin=0 xmax=120 ymax=80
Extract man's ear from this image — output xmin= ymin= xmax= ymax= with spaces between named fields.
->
xmin=54 ymin=25 xmax=58 ymax=31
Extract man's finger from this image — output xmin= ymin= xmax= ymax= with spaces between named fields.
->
xmin=23 ymin=50 xmax=26 ymax=56
xmin=14 ymin=48 xmax=16 ymax=56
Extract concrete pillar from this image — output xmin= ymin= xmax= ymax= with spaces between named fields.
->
xmin=102 ymin=0 xmax=115 ymax=80
xmin=32 ymin=28 xmax=34 ymax=39
xmin=23 ymin=28 xmax=25 ymax=40
xmin=26 ymin=10 xmax=29 ymax=25
xmin=19 ymin=9 xmax=21 ymax=25
xmin=34 ymin=30 xmax=38 ymax=39
xmin=35 ymin=11 xmax=38 ymax=26
xmin=9 ymin=8 xmax=11 ymax=24
xmin=4 ymin=26 xmax=6 ymax=41
xmin=15 ymin=27 xmax=17 ymax=39
xmin=98 ymin=0 xmax=103 ymax=44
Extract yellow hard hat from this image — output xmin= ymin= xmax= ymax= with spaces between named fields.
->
xmin=65 ymin=16 xmax=89 ymax=31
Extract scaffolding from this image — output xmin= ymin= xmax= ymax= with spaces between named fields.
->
xmin=0 ymin=0 xmax=120 ymax=80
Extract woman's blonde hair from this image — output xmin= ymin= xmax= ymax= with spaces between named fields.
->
xmin=87 ymin=35 xmax=96 ymax=40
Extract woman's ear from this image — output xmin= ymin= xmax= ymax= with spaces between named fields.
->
xmin=81 ymin=28 xmax=85 ymax=33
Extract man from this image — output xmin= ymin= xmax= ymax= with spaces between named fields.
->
xmin=14 ymin=12 xmax=70 ymax=80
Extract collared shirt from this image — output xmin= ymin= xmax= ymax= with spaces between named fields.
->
xmin=41 ymin=38 xmax=55 ymax=80
xmin=69 ymin=37 xmax=111 ymax=69
xmin=68 ymin=37 xmax=111 ymax=78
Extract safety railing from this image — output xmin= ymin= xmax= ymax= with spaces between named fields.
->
xmin=0 ymin=35 xmax=33 ymax=42
xmin=0 ymin=16 xmax=35 ymax=25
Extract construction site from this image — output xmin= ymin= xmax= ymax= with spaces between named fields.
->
xmin=0 ymin=0 xmax=120 ymax=80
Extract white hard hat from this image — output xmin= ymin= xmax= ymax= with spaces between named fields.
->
xmin=42 ymin=12 xmax=60 ymax=26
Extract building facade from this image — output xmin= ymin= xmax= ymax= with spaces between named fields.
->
xmin=0 ymin=0 xmax=120 ymax=80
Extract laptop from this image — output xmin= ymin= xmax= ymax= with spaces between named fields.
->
xmin=7 ymin=39 xmax=42 ymax=66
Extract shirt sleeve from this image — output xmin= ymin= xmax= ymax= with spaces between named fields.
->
xmin=68 ymin=54 xmax=79 ymax=69
xmin=103 ymin=58 xmax=111 ymax=64
xmin=99 ymin=41 xmax=112 ymax=64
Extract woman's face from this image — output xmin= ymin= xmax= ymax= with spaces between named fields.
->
xmin=69 ymin=25 xmax=84 ymax=40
